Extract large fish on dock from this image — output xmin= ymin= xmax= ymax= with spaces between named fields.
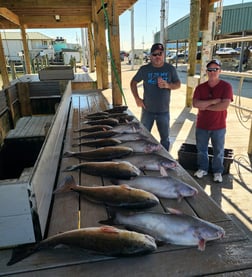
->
xmin=113 ymin=133 xmax=148 ymax=142
xmin=84 ymin=118 xmax=119 ymax=126
xmin=74 ymin=125 xmax=113 ymax=133
xmin=119 ymin=140 xmax=162 ymax=153
xmin=111 ymin=175 xmax=198 ymax=201
xmin=74 ymin=130 xmax=118 ymax=139
xmin=54 ymin=175 xmax=159 ymax=209
xmin=63 ymin=146 xmax=133 ymax=161
xmin=105 ymin=105 xmax=128 ymax=113
xmin=63 ymin=161 xmax=141 ymax=179
xmin=101 ymin=210 xmax=225 ymax=251
xmin=7 ymin=226 xmax=157 ymax=265
xmin=111 ymin=122 xmax=142 ymax=134
xmin=114 ymin=153 xmax=177 ymax=173
xmin=72 ymin=138 xmax=122 ymax=147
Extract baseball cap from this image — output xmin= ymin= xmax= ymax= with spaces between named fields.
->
xmin=206 ymin=59 xmax=221 ymax=68
xmin=151 ymin=43 xmax=164 ymax=53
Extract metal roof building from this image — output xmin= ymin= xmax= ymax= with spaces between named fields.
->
xmin=155 ymin=2 xmax=252 ymax=43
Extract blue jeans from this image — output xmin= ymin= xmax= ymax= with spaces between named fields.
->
xmin=195 ymin=128 xmax=226 ymax=173
xmin=141 ymin=109 xmax=170 ymax=150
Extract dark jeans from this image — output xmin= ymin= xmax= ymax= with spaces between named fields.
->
xmin=141 ymin=109 xmax=170 ymax=150
xmin=196 ymin=128 xmax=226 ymax=173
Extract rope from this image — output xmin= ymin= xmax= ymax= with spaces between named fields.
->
xmin=101 ymin=0 xmax=127 ymax=105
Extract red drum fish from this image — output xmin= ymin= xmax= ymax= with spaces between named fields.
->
xmin=63 ymin=161 xmax=141 ymax=179
xmin=63 ymin=146 xmax=133 ymax=161
xmin=7 ymin=226 xmax=157 ymax=265
xmin=54 ymin=175 xmax=159 ymax=209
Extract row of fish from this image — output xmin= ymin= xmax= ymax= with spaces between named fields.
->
xmin=7 ymin=106 xmax=225 ymax=265
xmin=62 ymin=107 xmax=225 ymax=250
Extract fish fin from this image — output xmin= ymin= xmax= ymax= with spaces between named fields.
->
xmin=198 ymin=239 xmax=206 ymax=251
xmin=100 ymin=225 xmax=119 ymax=234
xmin=177 ymin=195 xmax=183 ymax=203
xmin=166 ymin=207 xmax=183 ymax=215
xmin=7 ymin=243 xmax=38 ymax=266
xmin=160 ymin=166 xmax=168 ymax=176
xmin=54 ymin=175 xmax=77 ymax=193
xmin=119 ymin=184 xmax=131 ymax=190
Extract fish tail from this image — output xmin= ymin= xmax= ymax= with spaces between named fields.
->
xmin=62 ymin=165 xmax=79 ymax=172
xmin=62 ymin=151 xmax=74 ymax=158
xmin=54 ymin=175 xmax=77 ymax=193
xmin=7 ymin=243 xmax=38 ymax=266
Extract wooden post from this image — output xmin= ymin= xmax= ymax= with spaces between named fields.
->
xmin=88 ymin=24 xmax=95 ymax=73
xmin=0 ymin=33 xmax=10 ymax=88
xmin=186 ymin=0 xmax=200 ymax=107
xmin=20 ymin=26 xmax=31 ymax=74
xmin=93 ymin=1 xmax=109 ymax=89
xmin=107 ymin=0 xmax=122 ymax=106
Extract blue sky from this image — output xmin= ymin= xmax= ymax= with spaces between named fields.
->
xmin=25 ymin=0 xmax=251 ymax=51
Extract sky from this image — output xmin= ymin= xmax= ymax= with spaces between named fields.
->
xmin=23 ymin=0 xmax=251 ymax=51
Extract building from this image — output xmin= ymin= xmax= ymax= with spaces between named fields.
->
xmin=0 ymin=31 xmax=54 ymax=63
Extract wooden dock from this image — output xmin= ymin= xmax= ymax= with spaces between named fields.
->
xmin=0 ymin=89 xmax=251 ymax=276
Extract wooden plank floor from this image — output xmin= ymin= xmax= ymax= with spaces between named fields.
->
xmin=0 ymin=90 xmax=251 ymax=276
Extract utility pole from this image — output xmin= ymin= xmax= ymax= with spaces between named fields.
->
xmin=130 ymin=6 xmax=135 ymax=70
xmin=160 ymin=0 xmax=165 ymax=46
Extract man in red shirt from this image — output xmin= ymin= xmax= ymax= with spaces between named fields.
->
xmin=193 ymin=59 xmax=233 ymax=183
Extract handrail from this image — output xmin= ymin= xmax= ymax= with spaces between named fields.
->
xmin=210 ymin=35 xmax=252 ymax=45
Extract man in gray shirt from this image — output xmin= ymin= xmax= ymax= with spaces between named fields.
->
xmin=130 ymin=43 xmax=181 ymax=150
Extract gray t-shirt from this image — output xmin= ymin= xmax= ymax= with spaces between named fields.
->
xmin=132 ymin=63 xmax=180 ymax=113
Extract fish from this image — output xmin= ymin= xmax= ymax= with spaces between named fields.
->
xmin=113 ymin=133 xmax=148 ymax=142
xmin=63 ymin=146 xmax=133 ymax=161
xmin=86 ymin=111 xmax=109 ymax=117
xmin=72 ymin=138 xmax=122 ymax=147
xmin=105 ymin=105 xmax=128 ymax=113
xmin=63 ymin=161 xmax=141 ymax=179
xmin=54 ymin=175 xmax=159 ymax=209
xmin=101 ymin=209 xmax=225 ymax=251
xmin=111 ymin=175 xmax=198 ymax=201
xmin=74 ymin=125 xmax=113 ymax=132
xmin=114 ymin=153 xmax=177 ymax=173
xmin=111 ymin=122 xmax=142 ymax=134
xmin=117 ymin=115 xmax=135 ymax=123
xmin=108 ymin=113 xmax=135 ymax=123
xmin=84 ymin=114 xmax=110 ymax=120
xmin=74 ymin=130 xmax=119 ymax=139
xmin=84 ymin=118 xmax=119 ymax=126
xmin=119 ymin=140 xmax=162 ymax=153
xmin=7 ymin=226 xmax=157 ymax=265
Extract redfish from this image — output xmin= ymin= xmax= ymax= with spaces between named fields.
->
xmin=63 ymin=146 xmax=133 ymax=161
xmin=7 ymin=226 xmax=157 ymax=265
xmin=54 ymin=175 xmax=159 ymax=209
xmin=63 ymin=161 xmax=141 ymax=179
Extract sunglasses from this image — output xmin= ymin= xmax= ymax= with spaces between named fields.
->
xmin=207 ymin=68 xmax=220 ymax=72
xmin=152 ymin=52 xmax=163 ymax=57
